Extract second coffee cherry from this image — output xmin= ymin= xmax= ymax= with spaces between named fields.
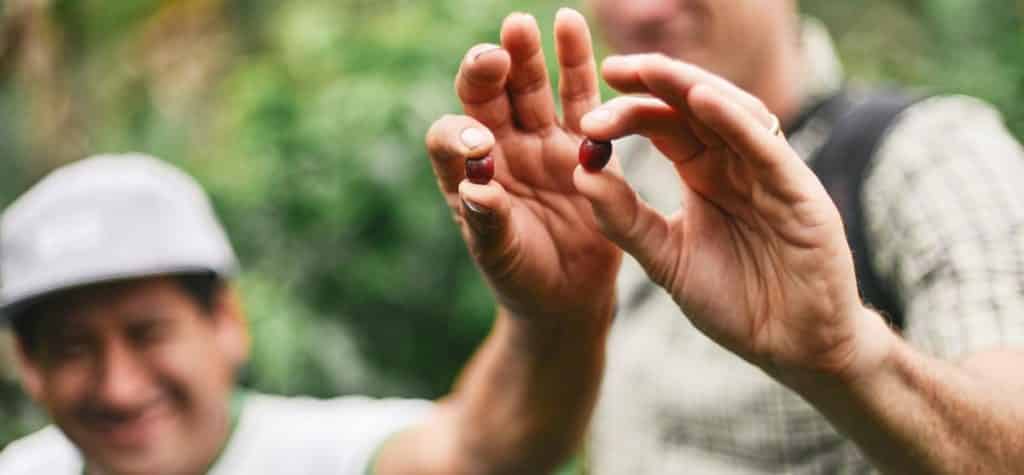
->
xmin=465 ymin=155 xmax=495 ymax=184
xmin=579 ymin=138 xmax=612 ymax=172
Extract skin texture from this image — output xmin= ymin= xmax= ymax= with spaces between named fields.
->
xmin=403 ymin=9 xmax=622 ymax=474
xmin=18 ymin=6 xmax=1023 ymax=475
xmin=419 ymin=3 xmax=1024 ymax=473
xmin=17 ymin=12 xmax=620 ymax=474
xmin=574 ymin=4 xmax=1024 ymax=473
xmin=424 ymin=11 xmax=622 ymax=325
xmin=15 ymin=277 xmax=248 ymax=475
xmin=575 ymin=52 xmax=892 ymax=383
xmin=585 ymin=0 xmax=804 ymax=124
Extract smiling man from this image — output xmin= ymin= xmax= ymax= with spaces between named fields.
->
xmin=0 ymin=150 xmax=617 ymax=474
xmin=9 ymin=275 xmax=249 ymax=474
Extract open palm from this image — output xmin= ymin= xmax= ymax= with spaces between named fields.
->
xmin=426 ymin=10 xmax=621 ymax=321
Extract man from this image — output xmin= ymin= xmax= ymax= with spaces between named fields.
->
xmin=426 ymin=5 xmax=1024 ymax=475
xmin=580 ymin=1 xmax=1024 ymax=473
xmin=0 ymin=151 xmax=618 ymax=474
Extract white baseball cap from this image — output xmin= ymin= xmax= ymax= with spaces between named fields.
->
xmin=0 ymin=153 xmax=239 ymax=322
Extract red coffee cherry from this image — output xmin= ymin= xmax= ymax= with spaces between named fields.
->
xmin=465 ymin=155 xmax=494 ymax=184
xmin=579 ymin=138 xmax=612 ymax=172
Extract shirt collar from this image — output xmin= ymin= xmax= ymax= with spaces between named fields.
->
xmin=797 ymin=16 xmax=844 ymax=110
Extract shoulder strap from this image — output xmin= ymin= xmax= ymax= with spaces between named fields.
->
xmin=809 ymin=90 xmax=921 ymax=329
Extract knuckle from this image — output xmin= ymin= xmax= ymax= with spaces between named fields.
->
xmin=426 ymin=115 xmax=463 ymax=154
xmin=425 ymin=134 xmax=450 ymax=158
xmin=650 ymin=52 xmax=673 ymax=67
xmin=750 ymin=99 xmax=773 ymax=123
xmin=750 ymin=96 xmax=768 ymax=113
xmin=425 ymin=123 xmax=443 ymax=150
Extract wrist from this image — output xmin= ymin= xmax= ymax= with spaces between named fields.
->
xmin=500 ymin=287 xmax=617 ymax=329
xmin=780 ymin=306 xmax=902 ymax=400
xmin=841 ymin=307 xmax=902 ymax=384
xmin=500 ymin=300 xmax=615 ymax=354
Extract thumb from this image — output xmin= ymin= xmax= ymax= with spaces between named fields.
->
xmin=573 ymin=164 xmax=673 ymax=282
xmin=458 ymin=179 xmax=514 ymax=264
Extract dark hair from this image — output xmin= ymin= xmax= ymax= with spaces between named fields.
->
xmin=11 ymin=272 xmax=225 ymax=357
xmin=175 ymin=271 xmax=224 ymax=315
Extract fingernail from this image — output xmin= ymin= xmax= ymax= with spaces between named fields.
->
xmin=507 ymin=11 xmax=538 ymax=28
xmin=463 ymin=197 xmax=488 ymax=214
xmin=470 ymin=44 xmax=501 ymax=62
xmin=603 ymin=55 xmax=635 ymax=69
xmin=516 ymin=11 xmax=537 ymax=22
xmin=461 ymin=197 xmax=498 ymax=233
xmin=587 ymin=109 xmax=613 ymax=124
xmin=556 ymin=7 xmax=581 ymax=19
xmin=460 ymin=128 xmax=486 ymax=150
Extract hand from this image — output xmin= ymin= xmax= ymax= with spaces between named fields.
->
xmin=425 ymin=9 xmax=621 ymax=324
xmin=573 ymin=54 xmax=894 ymax=383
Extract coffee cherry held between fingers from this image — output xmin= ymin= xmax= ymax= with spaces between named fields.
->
xmin=579 ymin=138 xmax=612 ymax=172
xmin=466 ymin=155 xmax=495 ymax=184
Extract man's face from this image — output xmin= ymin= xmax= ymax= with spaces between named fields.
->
xmin=587 ymin=0 xmax=795 ymax=90
xmin=16 ymin=277 xmax=247 ymax=475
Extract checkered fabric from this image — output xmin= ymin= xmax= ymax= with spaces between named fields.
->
xmin=587 ymin=18 xmax=1024 ymax=474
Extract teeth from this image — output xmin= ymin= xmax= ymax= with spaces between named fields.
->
xmin=466 ymin=155 xmax=495 ymax=184
xmin=579 ymin=138 xmax=613 ymax=172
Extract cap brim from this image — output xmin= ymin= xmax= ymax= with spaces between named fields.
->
xmin=0 ymin=264 xmax=237 ymax=325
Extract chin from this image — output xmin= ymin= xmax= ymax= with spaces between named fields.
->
xmin=77 ymin=432 xmax=181 ymax=475
xmin=89 ymin=456 xmax=172 ymax=475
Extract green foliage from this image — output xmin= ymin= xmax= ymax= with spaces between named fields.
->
xmin=803 ymin=0 xmax=1024 ymax=132
xmin=1 ymin=0 xmax=1022 ymax=453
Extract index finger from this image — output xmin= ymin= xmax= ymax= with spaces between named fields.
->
xmin=687 ymin=84 xmax=820 ymax=202
xmin=601 ymin=54 xmax=776 ymax=130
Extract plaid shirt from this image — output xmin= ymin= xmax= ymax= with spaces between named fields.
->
xmin=588 ymin=19 xmax=1024 ymax=474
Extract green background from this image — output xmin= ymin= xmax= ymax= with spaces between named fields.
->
xmin=1 ymin=0 xmax=1022 ymax=455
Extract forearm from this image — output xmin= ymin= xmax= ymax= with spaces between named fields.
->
xmin=379 ymin=304 xmax=612 ymax=475
xmin=792 ymin=313 xmax=1024 ymax=474
xmin=449 ymin=305 xmax=611 ymax=472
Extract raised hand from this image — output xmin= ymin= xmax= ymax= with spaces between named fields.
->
xmin=425 ymin=9 xmax=621 ymax=323
xmin=573 ymin=54 xmax=892 ymax=384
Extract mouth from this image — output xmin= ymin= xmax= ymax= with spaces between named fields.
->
xmin=631 ymin=37 xmax=684 ymax=56
xmin=83 ymin=401 xmax=173 ymax=449
xmin=625 ymin=20 xmax=704 ymax=58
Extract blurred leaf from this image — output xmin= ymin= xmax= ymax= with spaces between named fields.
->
xmin=2 ymin=0 xmax=1023 ymax=449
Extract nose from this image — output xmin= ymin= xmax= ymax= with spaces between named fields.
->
xmin=622 ymin=0 xmax=678 ymax=23
xmin=94 ymin=339 xmax=153 ymax=410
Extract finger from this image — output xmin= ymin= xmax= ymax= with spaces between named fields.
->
xmin=600 ymin=55 xmax=722 ymax=148
xmin=580 ymin=96 xmax=705 ymax=160
xmin=501 ymin=12 xmax=557 ymax=132
xmin=602 ymin=54 xmax=775 ymax=131
xmin=458 ymin=179 xmax=515 ymax=266
xmin=573 ymin=164 xmax=674 ymax=281
xmin=426 ymin=114 xmax=495 ymax=197
xmin=554 ymin=7 xmax=601 ymax=132
xmin=455 ymin=43 xmax=514 ymax=134
xmin=687 ymin=84 xmax=817 ymax=199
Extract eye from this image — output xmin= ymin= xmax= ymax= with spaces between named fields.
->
xmin=49 ymin=336 xmax=92 ymax=362
xmin=128 ymin=319 xmax=171 ymax=345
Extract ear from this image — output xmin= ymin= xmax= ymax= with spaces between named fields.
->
xmin=213 ymin=284 xmax=250 ymax=369
xmin=9 ymin=333 xmax=45 ymax=403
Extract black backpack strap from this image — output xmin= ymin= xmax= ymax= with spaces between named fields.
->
xmin=809 ymin=91 xmax=921 ymax=329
